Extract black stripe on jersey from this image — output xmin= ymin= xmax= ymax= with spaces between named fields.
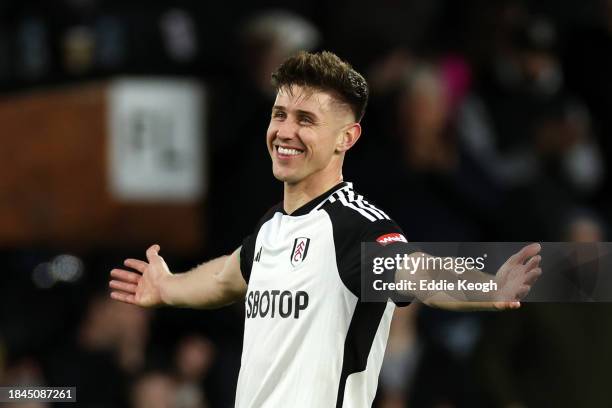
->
xmin=335 ymin=302 xmax=388 ymax=407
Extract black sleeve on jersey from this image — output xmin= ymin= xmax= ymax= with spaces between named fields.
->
xmin=239 ymin=203 xmax=283 ymax=283
xmin=240 ymin=234 xmax=256 ymax=283
xmin=326 ymin=207 xmax=413 ymax=307
xmin=362 ymin=227 xmax=415 ymax=306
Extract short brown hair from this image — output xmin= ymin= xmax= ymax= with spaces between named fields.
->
xmin=271 ymin=51 xmax=369 ymax=122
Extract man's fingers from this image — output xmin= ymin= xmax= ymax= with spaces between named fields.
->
xmin=110 ymin=268 xmax=141 ymax=284
xmin=524 ymin=255 xmax=541 ymax=271
xmin=512 ymin=243 xmax=542 ymax=265
xmin=494 ymin=301 xmax=521 ymax=310
xmin=516 ymin=284 xmax=531 ymax=299
xmin=524 ymin=267 xmax=542 ymax=286
xmin=146 ymin=244 xmax=161 ymax=263
xmin=110 ymin=291 xmax=137 ymax=305
xmin=109 ymin=280 xmax=137 ymax=294
xmin=124 ymin=258 xmax=148 ymax=273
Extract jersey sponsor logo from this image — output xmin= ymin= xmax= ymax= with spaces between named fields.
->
xmin=290 ymin=237 xmax=310 ymax=267
xmin=254 ymin=246 xmax=262 ymax=262
xmin=376 ymin=233 xmax=407 ymax=245
xmin=245 ymin=290 xmax=309 ymax=319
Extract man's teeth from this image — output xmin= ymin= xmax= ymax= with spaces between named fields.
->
xmin=278 ymin=146 xmax=303 ymax=156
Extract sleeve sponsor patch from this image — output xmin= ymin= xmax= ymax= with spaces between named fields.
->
xmin=376 ymin=233 xmax=408 ymax=245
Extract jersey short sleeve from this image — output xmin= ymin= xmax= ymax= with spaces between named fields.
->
xmin=240 ymin=234 xmax=256 ymax=283
xmin=239 ymin=203 xmax=283 ymax=283
xmin=361 ymin=222 xmax=415 ymax=306
xmin=326 ymin=206 xmax=413 ymax=307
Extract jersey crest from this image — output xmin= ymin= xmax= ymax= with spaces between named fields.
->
xmin=290 ymin=237 xmax=311 ymax=267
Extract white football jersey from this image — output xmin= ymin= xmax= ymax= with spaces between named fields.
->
xmin=237 ymin=182 xmax=409 ymax=407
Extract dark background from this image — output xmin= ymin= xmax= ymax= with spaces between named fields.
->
xmin=1 ymin=0 xmax=611 ymax=406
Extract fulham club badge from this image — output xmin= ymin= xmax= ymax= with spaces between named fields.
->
xmin=290 ymin=237 xmax=311 ymax=267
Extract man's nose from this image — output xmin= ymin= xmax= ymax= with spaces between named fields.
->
xmin=276 ymin=120 xmax=297 ymax=140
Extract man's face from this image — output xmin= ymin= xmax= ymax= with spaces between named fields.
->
xmin=266 ymin=85 xmax=354 ymax=185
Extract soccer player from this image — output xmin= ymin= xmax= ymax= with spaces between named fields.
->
xmin=109 ymin=51 xmax=542 ymax=407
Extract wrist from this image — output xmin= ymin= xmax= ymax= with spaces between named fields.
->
xmin=158 ymin=272 xmax=177 ymax=307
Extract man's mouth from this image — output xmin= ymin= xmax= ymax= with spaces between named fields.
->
xmin=276 ymin=145 xmax=304 ymax=157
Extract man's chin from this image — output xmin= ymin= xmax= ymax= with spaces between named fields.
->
xmin=272 ymin=170 xmax=301 ymax=185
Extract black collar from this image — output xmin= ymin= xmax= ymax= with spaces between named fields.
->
xmin=283 ymin=182 xmax=348 ymax=216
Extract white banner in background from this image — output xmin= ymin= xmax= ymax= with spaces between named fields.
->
xmin=108 ymin=78 xmax=206 ymax=202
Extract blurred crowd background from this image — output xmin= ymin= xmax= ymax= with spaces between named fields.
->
xmin=1 ymin=0 xmax=611 ymax=406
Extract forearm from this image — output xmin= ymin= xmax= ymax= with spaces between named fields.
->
xmin=428 ymin=266 xmax=509 ymax=311
xmin=398 ymin=252 xmax=500 ymax=311
xmin=160 ymin=250 xmax=246 ymax=309
xmin=423 ymin=294 xmax=500 ymax=311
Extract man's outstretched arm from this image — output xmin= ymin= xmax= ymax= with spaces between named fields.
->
xmin=109 ymin=245 xmax=247 ymax=309
xmin=397 ymin=243 xmax=542 ymax=311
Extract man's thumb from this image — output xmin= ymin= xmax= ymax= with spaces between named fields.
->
xmin=146 ymin=244 xmax=161 ymax=261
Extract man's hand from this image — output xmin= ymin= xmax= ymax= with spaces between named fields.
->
xmin=109 ymin=244 xmax=171 ymax=307
xmin=493 ymin=243 xmax=542 ymax=310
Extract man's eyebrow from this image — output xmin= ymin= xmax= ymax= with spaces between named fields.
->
xmin=296 ymin=109 xmax=318 ymax=118
xmin=272 ymin=106 xmax=319 ymax=119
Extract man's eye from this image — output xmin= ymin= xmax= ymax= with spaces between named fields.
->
xmin=272 ymin=111 xmax=286 ymax=119
xmin=299 ymin=116 xmax=314 ymax=124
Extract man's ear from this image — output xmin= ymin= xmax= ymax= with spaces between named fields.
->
xmin=336 ymin=123 xmax=362 ymax=153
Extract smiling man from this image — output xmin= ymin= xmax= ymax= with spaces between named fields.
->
xmin=109 ymin=51 xmax=541 ymax=407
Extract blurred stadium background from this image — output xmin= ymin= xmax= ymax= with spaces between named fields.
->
xmin=1 ymin=0 xmax=611 ymax=406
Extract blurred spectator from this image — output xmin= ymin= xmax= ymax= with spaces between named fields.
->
xmin=131 ymin=371 xmax=178 ymax=408
xmin=357 ymin=62 xmax=500 ymax=241
xmin=411 ymin=308 xmax=484 ymax=407
xmin=458 ymin=15 xmax=603 ymax=240
xmin=174 ymin=334 xmax=215 ymax=408
xmin=43 ymin=293 xmax=151 ymax=407
xmin=378 ymin=304 xmax=421 ymax=408
xmin=564 ymin=211 xmax=605 ymax=243
xmin=239 ymin=10 xmax=320 ymax=96
xmin=208 ymin=9 xmax=321 ymax=254
xmin=366 ymin=48 xmax=415 ymax=94
xmin=475 ymin=205 xmax=609 ymax=408
xmin=563 ymin=0 xmax=612 ymax=213
xmin=397 ymin=65 xmax=456 ymax=172
xmin=323 ymin=0 xmax=443 ymax=70
xmin=0 ymin=355 xmax=47 ymax=387
xmin=0 ymin=356 xmax=49 ymax=408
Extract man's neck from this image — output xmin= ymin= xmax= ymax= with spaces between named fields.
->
xmin=283 ymin=174 xmax=343 ymax=214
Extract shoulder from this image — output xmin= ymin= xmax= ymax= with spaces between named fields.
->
xmin=320 ymin=183 xmax=411 ymax=302
xmin=242 ymin=201 xmax=283 ymax=249
xmin=240 ymin=202 xmax=283 ymax=282
xmin=320 ymin=183 xmax=406 ymax=243
xmin=254 ymin=202 xmax=284 ymax=230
